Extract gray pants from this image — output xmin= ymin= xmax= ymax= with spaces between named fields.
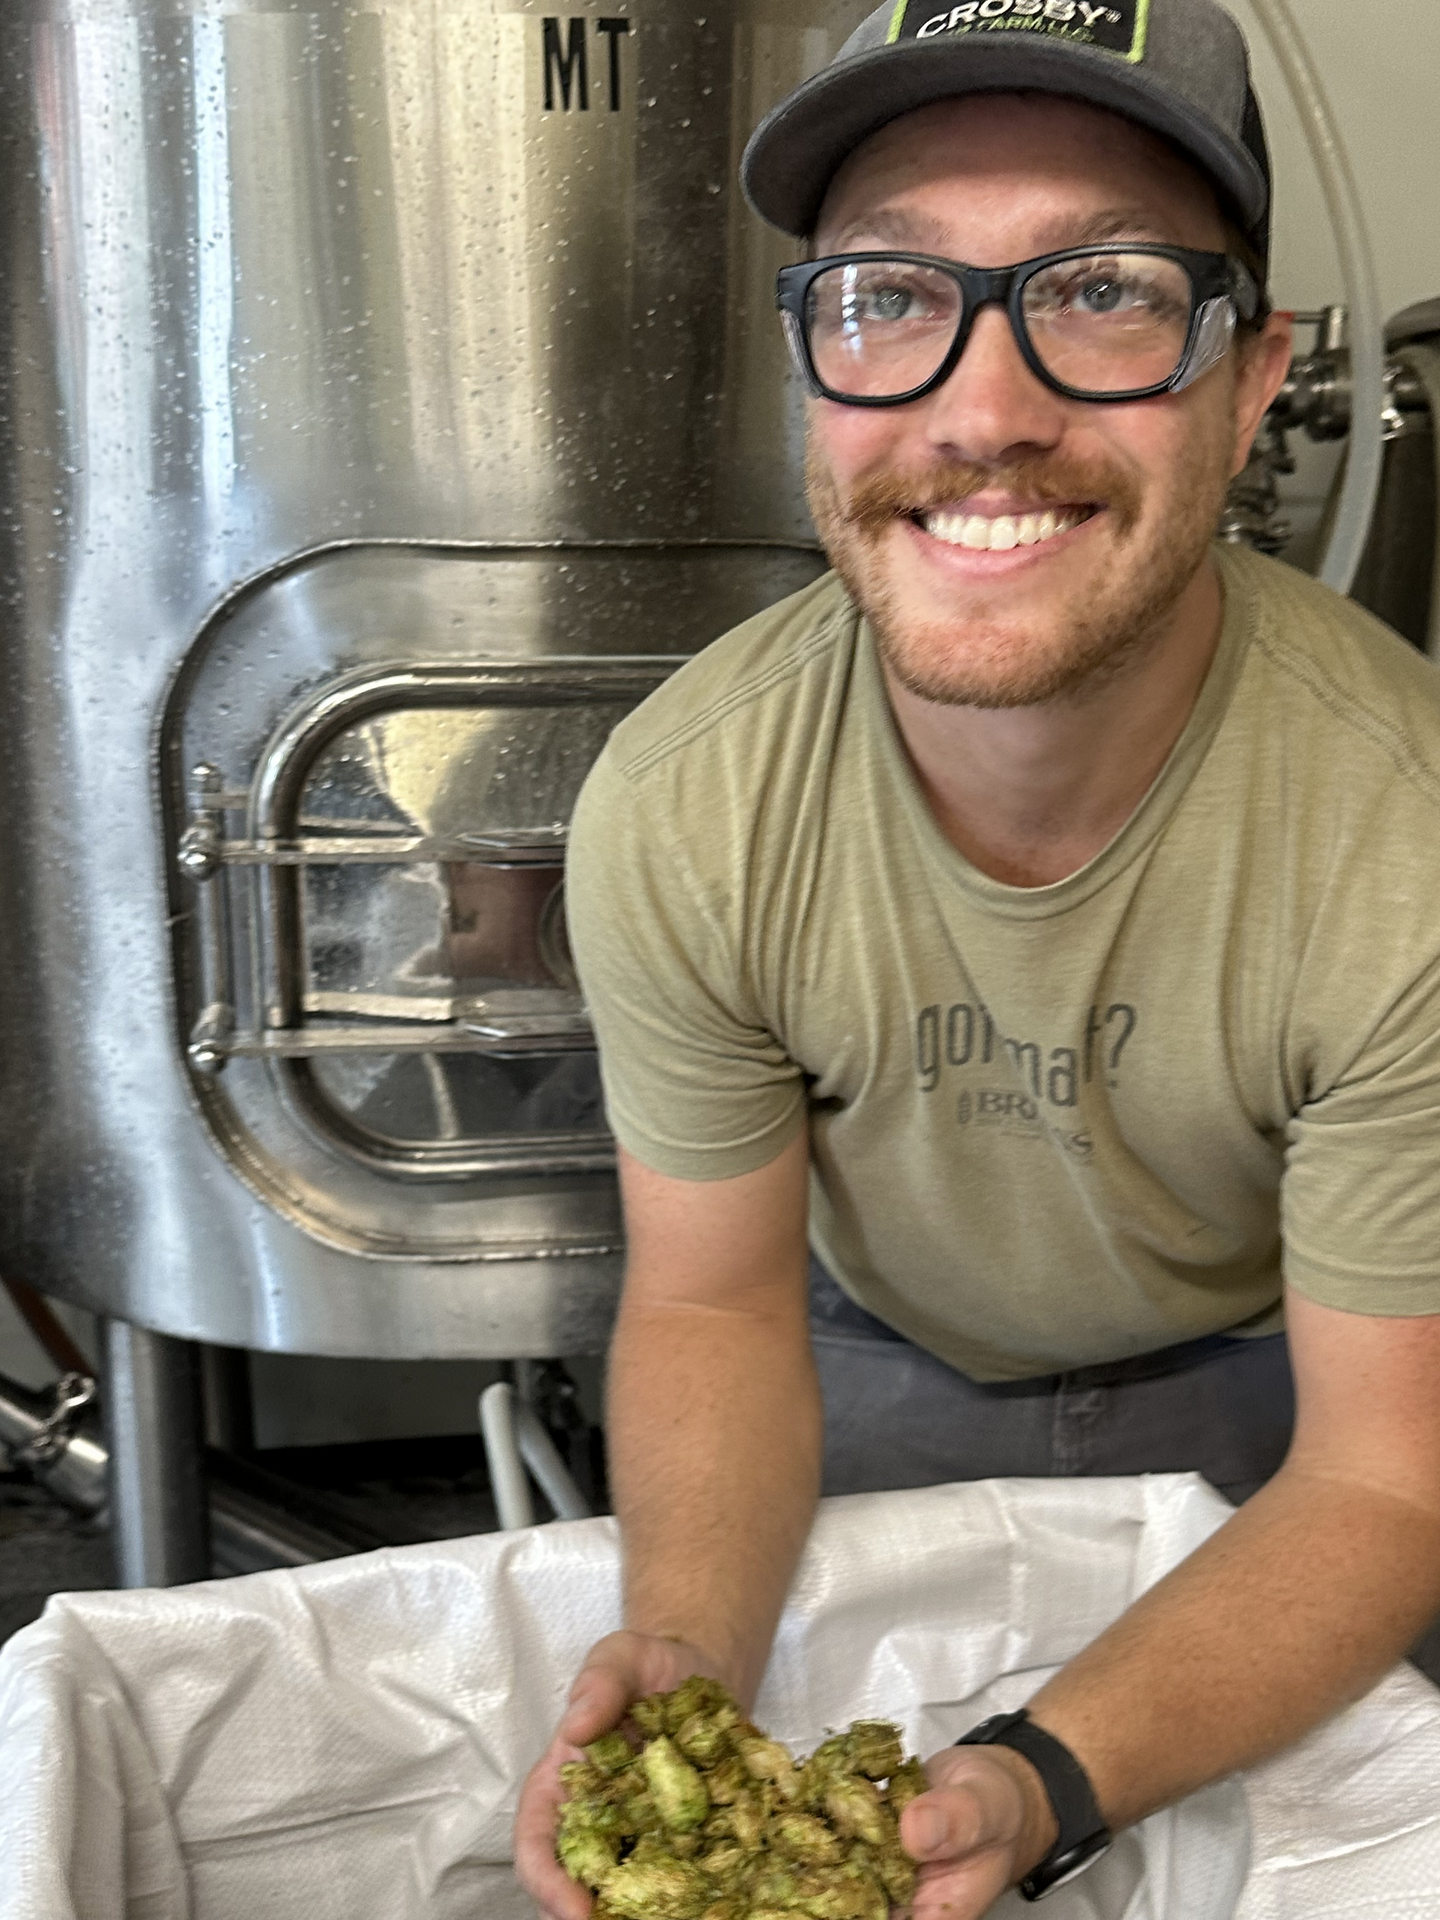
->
xmin=809 ymin=1264 xmax=1440 ymax=1687
xmin=809 ymin=1264 xmax=1294 ymax=1507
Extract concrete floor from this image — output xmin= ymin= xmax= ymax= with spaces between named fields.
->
xmin=0 ymin=1472 xmax=113 ymax=1647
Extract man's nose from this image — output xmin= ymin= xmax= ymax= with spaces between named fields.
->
xmin=921 ymin=304 xmax=1068 ymax=462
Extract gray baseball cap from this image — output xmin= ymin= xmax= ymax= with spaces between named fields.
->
xmin=742 ymin=0 xmax=1271 ymax=267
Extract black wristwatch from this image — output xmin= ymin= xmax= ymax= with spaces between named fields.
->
xmin=955 ymin=1709 xmax=1111 ymax=1900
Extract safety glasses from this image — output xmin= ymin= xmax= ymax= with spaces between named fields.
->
xmin=776 ymin=244 xmax=1263 ymax=407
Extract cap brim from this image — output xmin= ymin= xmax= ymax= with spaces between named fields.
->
xmin=742 ymin=36 xmax=1269 ymax=240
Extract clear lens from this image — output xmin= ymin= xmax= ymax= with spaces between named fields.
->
xmin=805 ymin=260 xmax=962 ymax=399
xmin=800 ymin=252 xmax=1201 ymax=401
xmin=1020 ymin=252 xmax=1195 ymax=394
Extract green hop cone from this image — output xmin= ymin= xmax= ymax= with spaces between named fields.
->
xmin=823 ymin=1776 xmax=892 ymax=1850
xmin=737 ymin=1735 xmax=802 ymax=1804
xmin=643 ymin=1734 xmax=712 ymax=1833
xmin=727 ymin=1795 xmax=770 ymax=1854
xmin=675 ymin=1709 xmax=733 ymax=1767
xmin=630 ymin=1694 xmax=668 ymax=1738
xmin=696 ymin=1840 xmax=750 ymax=1886
xmin=842 ymin=1724 xmax=904 ymax=1782
xmin=554 ymin=1679 xmax=921 ymax=1919
xmin=559 ymin=1759 xmax=608 ymax=1800
xmin=872 ymin=1844 xmax=918 ymax=1906
xmin=745 ymin=1862 xmax=800 ymax=1910
xmin=663 ymin=1676 xmax=737 ymax=1731
xmin=602 ymin=1855 xmax=714 ymax=1920
xmin=557 ymin=1821 xmax=621 ymax=1891
xmin=792 ymin=1865 xmax=887 ymax=1920
xmin=704 ymin=1755 xmax=750 ymax=1806
xmin=885 ymin=1756 xmax=928 ymax=1817
xmin=771 ymin=1812 xmax=845 ymax=1867
xmin=586 ymin=1730 xmax=638 ymax=1777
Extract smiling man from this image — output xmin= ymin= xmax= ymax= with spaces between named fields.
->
xmin=515 ymin=1 xmax=1440 ymax=1912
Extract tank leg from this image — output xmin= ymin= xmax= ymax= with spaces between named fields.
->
xmin=102 ymin=1319 xmax=210 ymax=1587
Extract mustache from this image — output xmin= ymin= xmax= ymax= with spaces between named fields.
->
xmin=825 ymin=455 xmax=1143 ymax=539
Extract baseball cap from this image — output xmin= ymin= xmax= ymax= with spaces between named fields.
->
xmin=741 ymin=0 xmax=1271 ymax=271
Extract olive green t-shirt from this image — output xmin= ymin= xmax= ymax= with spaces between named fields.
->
xmin=566 ymin=547 xmax=1440 ymax=1381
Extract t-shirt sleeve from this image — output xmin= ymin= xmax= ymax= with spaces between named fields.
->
xmin=1283 ymin=952 xmax=1440 ymax=1316
xmin=565 ymin=748 xmax=807 ymax=1180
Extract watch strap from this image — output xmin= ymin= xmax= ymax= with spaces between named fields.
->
xmin=955 ymin=1709 xmax=1111 ymax=1900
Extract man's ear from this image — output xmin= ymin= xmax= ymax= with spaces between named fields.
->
xmin=1230 ymin=312 xmax=1294 ymax=479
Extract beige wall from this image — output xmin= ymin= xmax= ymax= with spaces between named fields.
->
xmin=1229 ymin=0 xmax=1439 ymax=322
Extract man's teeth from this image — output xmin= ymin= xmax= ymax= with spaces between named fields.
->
xmin=920 ymin=507 xmax=1090 ymax=551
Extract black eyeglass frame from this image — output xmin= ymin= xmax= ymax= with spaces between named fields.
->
xmin=775 ymin=244 xmax=1264 ymax=408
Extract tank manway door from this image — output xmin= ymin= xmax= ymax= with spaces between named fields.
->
xmin=178 ymin=662 xmax=655 ymax=1158
xmin=163 ymin=542 xmax=827 ymax=1260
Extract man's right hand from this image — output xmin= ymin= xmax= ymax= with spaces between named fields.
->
xmin=516 ymin=1136 xmax=820 ymax=1918
xmin=513 ymin=1629 xmax=728 ymax=1920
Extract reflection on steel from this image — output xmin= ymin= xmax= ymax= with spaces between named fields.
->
xmin=461 ymin=827 xmax=571 ymax=866
xmin=196 ymin=1019 xmax=595 ymax=1060
xmin=462 ymin=993 xmax=595 ymax=1050
xmin=0 ymin=1 xmax=861 ymax=1361
xmin=185 ymin=834 xmax=572 ymax=867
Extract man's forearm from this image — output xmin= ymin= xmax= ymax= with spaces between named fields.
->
xmin=607 ymin=1286 xmax=822 ymax=1708
xmin=1028 ymin=1465 xmax=1440 ymax=1831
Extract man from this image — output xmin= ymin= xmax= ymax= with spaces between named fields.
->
xmin=516 ymin=0 xmax=1440 ymax=1910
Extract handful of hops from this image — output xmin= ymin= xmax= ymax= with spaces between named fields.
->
xmin=556 ymin=1676 xmax=926 ymax=1920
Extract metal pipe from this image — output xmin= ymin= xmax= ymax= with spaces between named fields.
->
xmin=515 ymin=1401 xmax=592 ymax=1522
xmin=479 ymin=1380 xmax=591 ymax=1528
xmin=1248 ymin=0 xmax=1385 ymax=597
xmin=480 ymin=1381 xmax=536 ymax=1530
xmin=0 ymin=1370 xmax=108 ymax=1515
xmin=102 ymin=1321 xmax=210 ymax=1588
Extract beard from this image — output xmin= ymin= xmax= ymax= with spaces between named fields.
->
xmin=806 ymin=433 xmax=1232 ymax=710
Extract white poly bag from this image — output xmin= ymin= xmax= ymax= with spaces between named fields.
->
xmin=2 ymin=1474 xmax=1439 ymax=1920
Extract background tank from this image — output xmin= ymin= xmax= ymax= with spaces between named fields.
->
xmin=0 ymin=0 xmax=867 ymax=1361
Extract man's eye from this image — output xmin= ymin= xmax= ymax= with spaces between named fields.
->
xmin=1076 ymin=276 xmax=1127 ymax=314
xmin=861 ymin=283 xmax=916 ymax=321
xmin=1039 ymin=270 xmax=1184 ymax=324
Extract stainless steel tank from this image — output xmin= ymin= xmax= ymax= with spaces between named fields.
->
xmin=0 ymin=0 xmax=865 ymax=1366
xmin=1349 ymin=300 xmax=1440 ymax=653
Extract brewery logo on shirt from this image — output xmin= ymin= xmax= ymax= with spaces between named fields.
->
xmin=887 ymin=0 xmax=1148 ymax=62
xmin=915 ymin=1000 xmax=1137 ymax=1104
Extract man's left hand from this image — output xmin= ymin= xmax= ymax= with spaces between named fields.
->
xmin=899 ymin=1744 xmax=1059 ymax=1919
